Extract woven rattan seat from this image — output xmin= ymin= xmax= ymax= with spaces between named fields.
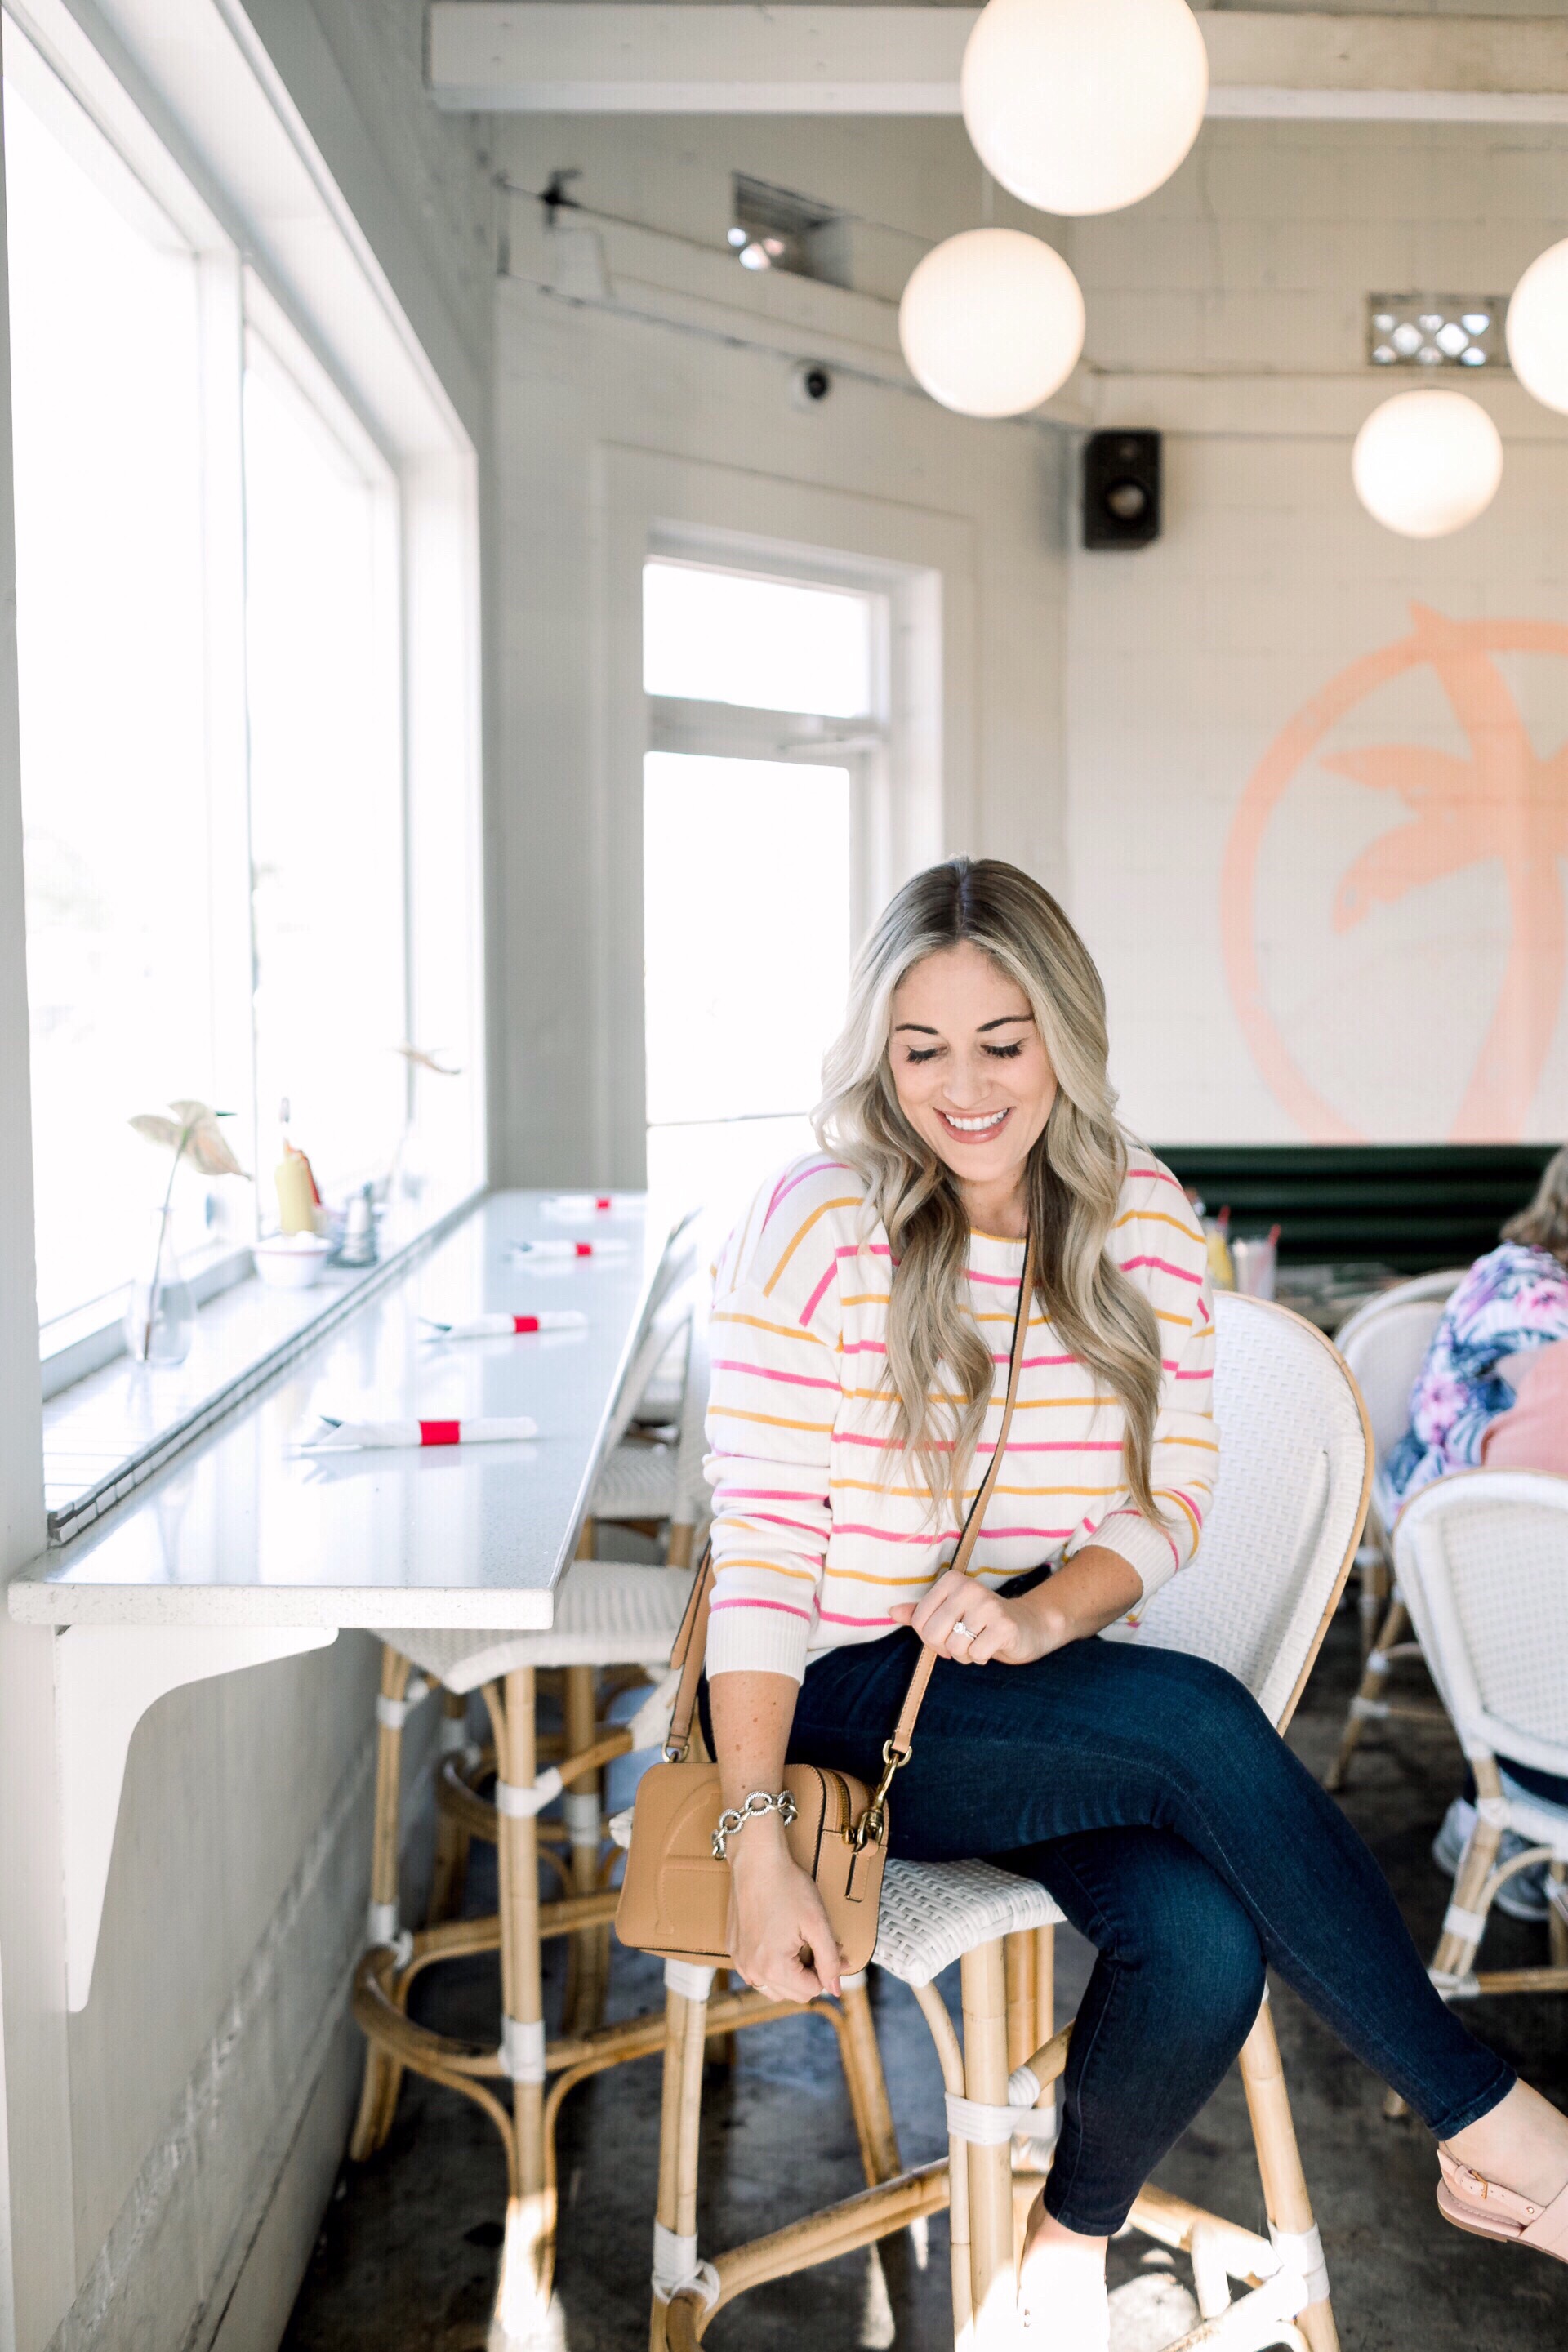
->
xmin=591 ymin=1439 xmax=679 ymax=1523
xmin=871 ymin=1860 xmax=1064 ymax=1988
xmin=380 ymin=1562 xmax=693 ymax=1692
xmin=634 ymin=1328 xmax=689 ymax=1424
xmin=588 ymin=1292 xmax=710 ymax=1552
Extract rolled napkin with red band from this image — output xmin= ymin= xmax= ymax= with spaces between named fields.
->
xmin=421 ymin=1310 xmax=587 ymax=1339
xmin=507 ymin=1238 xmax=628 ymax=1262
xmin=541 ymin=1192 xmax=621 ymax=1218
xmin=296 ymin=1416 xmax=538 ymax=1454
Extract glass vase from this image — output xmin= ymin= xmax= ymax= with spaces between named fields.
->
xmin=123 ymin=1209 xmax=195 ymax=1366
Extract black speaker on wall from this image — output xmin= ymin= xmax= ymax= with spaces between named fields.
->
xmin=1084 ymin=430 xmax=1162 ymax=549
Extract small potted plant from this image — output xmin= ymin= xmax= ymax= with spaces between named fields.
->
xmin=125 ymin=1101 xmax=247 ymax=1366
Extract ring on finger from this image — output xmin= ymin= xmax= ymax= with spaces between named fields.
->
xmin=952 ymin=1618 xmax=973 ymax=1644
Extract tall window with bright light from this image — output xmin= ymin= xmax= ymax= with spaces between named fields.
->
xmin=5 ymin=36 xmax=213 ymax=1326
xmin=644 ymin=559 xmax=874 ymax=717
xmin=4 ymin=21 xmax=414 ymax=1351
xmin=243 ymin=341 xmax=405 ymax=1193
xmin=643 ymin=559 xmax=882 ymax=1225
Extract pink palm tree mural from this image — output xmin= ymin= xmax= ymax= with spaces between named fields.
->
xmin=1222 ymin=604 xmax=1568 ymax=1142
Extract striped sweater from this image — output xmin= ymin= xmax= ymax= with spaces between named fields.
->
xmin=703 ymin=1150 xmax=1218 ymax=1681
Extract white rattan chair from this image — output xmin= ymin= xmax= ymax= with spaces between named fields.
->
xmin=1392 ymin=1470 xmax=1568 ymax=2008
xmin=650 ymin=1295 xmax=1371 ymax=2352
xmin=586 ymin=1297 xmax=711 ymax=1569
xmin=1334 ymin=1274 xmax=1459 ymax=1636
xmin=1325 ymin=1276 xmax=1460 ymax=1789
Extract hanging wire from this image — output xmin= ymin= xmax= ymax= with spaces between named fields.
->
xmin=497 ymin=172 xmax=935 ymax=256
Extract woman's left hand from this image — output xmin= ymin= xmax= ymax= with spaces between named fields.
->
xmin=890 ymin=1567 xmax=1064 ymax=1666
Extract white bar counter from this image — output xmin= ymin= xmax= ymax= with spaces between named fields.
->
xmin=11 ymin=1190 xmax=679 ymax=1632
xmin=9 ymin=1189 xmax=684 ymax=2008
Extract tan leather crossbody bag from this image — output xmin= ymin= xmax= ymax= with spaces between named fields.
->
xmin=614 ymin=1234 xmax=1037 ymax=1970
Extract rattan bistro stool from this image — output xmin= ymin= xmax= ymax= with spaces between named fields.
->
xmin=350 ymin=1563 xmax=901 ymax=2350
xmin=1325 ymin=1276 xmax=1460 ymax=1789
xmin=1392 ymin=1471 xmax=1568 ymax=2023
xmin=457 ymin=1310 xmax=714 ymax=2042
xmin=349 ymin=1565 xmax=692 ymax=2346
xmin=650 ymin=1294 xmax=1370 ymax=2352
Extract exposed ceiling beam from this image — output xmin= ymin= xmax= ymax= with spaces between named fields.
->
xmin=429 ymin=7 xmax=1568 ymax=122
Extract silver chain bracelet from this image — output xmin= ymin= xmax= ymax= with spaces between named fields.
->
xmin=711 ymin=1787 xmax=798 ymax=1860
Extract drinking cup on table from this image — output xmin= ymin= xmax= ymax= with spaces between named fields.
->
xmin=1231 ymin=1235 xmax=1278 ymax=1301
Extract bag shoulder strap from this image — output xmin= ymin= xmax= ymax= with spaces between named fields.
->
xmin=662 ymin=1229 xmax=1039 ymax=1769
xmin=663 ymin=1535 xmax=715 ymax=1760
xmin=881 ymin=1227 xmax=1036 ymax=1766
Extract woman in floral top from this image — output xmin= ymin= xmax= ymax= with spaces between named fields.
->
xmin=1381 ymin=1145 xmax=1568 ymax=1515
xmin=1383 ymin=1147 xmax=1568 ymax=1921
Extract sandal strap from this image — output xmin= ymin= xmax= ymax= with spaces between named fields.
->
xmin=1439 ymin=2149 xmax=1568 ymax=2250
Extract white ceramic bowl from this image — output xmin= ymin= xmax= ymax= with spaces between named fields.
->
xmin=254 ymin=1234 xmax=333 ymax=1290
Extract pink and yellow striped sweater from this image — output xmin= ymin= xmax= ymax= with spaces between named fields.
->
xmin=703 ymin=1150 xmax=1218 ymax=1682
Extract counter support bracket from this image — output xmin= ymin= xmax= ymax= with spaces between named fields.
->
xmin=54 ymin=1623 xmax=339 ymax=2010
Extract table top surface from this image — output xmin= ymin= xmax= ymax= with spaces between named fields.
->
xmin=9 ymin=1192 xmax=681 ymax=1631
xmin=1273 ymin=1262 xmax=1403 ymax=1333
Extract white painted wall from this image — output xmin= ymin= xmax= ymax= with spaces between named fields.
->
xmin=489 ymin=108 xmax=1568 ymax=1159
xmin=0 ymin=46 xmax=73 ymax=2352
xmin=1066 ymin=118 xmax=1568 ymax=1147
xmin=489 ymin=113 xmax=1070 ymax=1186
xmin=0 ymin=9 xmax=497 ymax=2351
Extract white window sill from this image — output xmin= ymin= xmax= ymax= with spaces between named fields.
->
xmin=42 ymin=1186 xmax=483 ymax=1547
xmin=42 ymin=1240 xmax=259 ymax=1401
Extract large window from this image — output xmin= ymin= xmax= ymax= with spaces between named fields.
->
xmin=642 ymin=557 xmax=884 ymax=1221
xmin=6 ymin=38 xmax=215 ymax=1325
xmin=5 ymin=24 xmax=410 ymax=1342
xmin=243 ymin=340 xmax=403 ymax=1193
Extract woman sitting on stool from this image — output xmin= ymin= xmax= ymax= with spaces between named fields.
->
xmin=703 ymin=858 xmax=1568 ymax=2347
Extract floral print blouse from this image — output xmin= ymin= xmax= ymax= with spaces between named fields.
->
xmin=1382 ymin=1241 xmax=1568 ymax=1511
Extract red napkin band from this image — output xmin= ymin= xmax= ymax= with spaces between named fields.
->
xmin=420 ymin=1420 xmax=462 ymax=1446
xmin=514 ymin=1316 xmax=540 ymax=1334
xmin=595 ymin=1196 xmax=611 ymax=1209
xmin=575 ymin=1241 xmax=593 ymax=1257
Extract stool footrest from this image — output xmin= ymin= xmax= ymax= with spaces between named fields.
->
xmin=352 ymin=1948 xmax=820 ymax=2098
xmin=668 ymin=2158 xmax=951 ymax=2337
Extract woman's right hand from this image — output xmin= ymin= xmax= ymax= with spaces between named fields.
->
xmin=727 ymin=1819 xmax=843 ymax=2002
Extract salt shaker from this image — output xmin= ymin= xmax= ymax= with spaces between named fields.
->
xmin=338 ymin=1183 xmax=378 ymax=1268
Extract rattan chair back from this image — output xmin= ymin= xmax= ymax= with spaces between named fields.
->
xmin=1124 ymin=1294 xmax=1371 ymax=1730
xmin=1396 ymin=1469 xmax=1568 ymax=1778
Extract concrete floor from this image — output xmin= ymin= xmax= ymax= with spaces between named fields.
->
xmin=284 ymin=1612 xmax=1568 ymax=2351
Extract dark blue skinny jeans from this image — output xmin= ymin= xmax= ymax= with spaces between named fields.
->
xmin=782 ymin=1614 xmax=1514 ymax=2234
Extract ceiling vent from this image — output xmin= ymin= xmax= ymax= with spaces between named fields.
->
xmin=728 ymin=175 xmax=849 ymax=287
xmin=1366 ymin=296 xmax=1507 ymax=371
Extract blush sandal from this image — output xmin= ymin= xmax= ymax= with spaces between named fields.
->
xmin=1437 ymin=2147 xmax=1568 ymax=2265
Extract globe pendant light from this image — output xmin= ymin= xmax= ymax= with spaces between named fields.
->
xmin=898 ymin=228 xmax=1085 ymax=418
xmin=1352 ymin=390 xmax=1503 ymax=539
xmin=1507 ymin=237 xmax=1568 ymax=414
xmin=961 ymin=0 xmax=1209 ymax=218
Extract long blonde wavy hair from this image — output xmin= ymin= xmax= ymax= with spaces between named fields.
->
xmin=814 ymin=858 xmax=1166 ymax=1519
